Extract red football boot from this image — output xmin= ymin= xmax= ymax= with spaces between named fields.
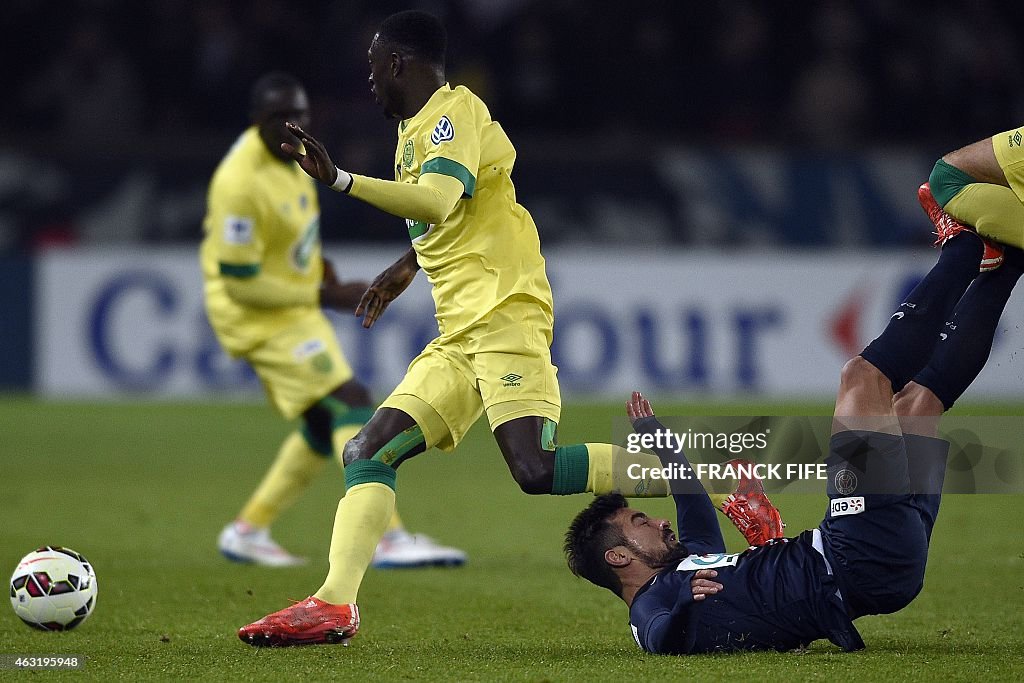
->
xmin=238 ymin=596 xmax=359 ymax=647
xmin=719 ymin=459 xmax=785 ymax=547
xmin=918 ymin=182 xmax=1003 ymax=271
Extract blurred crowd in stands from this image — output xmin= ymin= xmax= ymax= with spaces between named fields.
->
xmin=2 ymin=0 xmax=1023 ymax=250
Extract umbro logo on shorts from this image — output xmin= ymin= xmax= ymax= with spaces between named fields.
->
xmin=830 ymin=496 xmax=865 ymax=517
xmin=500 ymin=373 xmax=522 ymax=387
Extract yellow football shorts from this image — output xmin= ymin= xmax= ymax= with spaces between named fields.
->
xmin=245 ymin=311 xmax=353 ymax=420
xmin=381 ymin=295 xmax=561 ymax=451
xmin=992 ymin=126 xmax=1024 ymax=204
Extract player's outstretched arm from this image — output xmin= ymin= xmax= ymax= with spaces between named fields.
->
xmin=627 ymin=391 xmax=726 ymax=555
xmin=284 ymin=122 xmax=463 ymax=225
xmin=355 ymin=247 xmax=420 ymax=329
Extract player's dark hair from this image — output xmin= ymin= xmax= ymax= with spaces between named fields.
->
xmin=377 ymin=10 xmax=447 ymax=66
xmin=564 ymin=494 xmax=629 ymax=597
xmin=249 ymin=71 xmax=304 ymax=117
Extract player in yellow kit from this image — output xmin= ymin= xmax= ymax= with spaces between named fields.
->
xmin=203 ymin=71 xmax=465 ymax=570
xmin=919 ymin=124 xmax=1024 ymax=269
xmin=238 ymin=12 xmax=676 ymax=647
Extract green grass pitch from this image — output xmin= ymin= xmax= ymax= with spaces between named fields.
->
xmin=1 ymin=398 xmax=1022 ymax=681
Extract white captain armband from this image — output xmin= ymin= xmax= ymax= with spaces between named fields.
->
xmin=330 ymin=167 xmax=354 ymax=193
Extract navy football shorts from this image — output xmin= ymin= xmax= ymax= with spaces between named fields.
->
xmin=818 ymin=431 xmax=948 ymax=619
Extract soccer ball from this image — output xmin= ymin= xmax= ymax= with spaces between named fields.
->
xmin=9 ymin=546 xmax=97 ymax=631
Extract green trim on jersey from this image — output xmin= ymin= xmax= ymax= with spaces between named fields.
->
xmin=219 ymin=262 xmax=260 ymax=278
xmin=421 ymin=157 xmax=476 ymax=197
xmin=344 ymin=459 xmax=397 ymax=491
xmin=929 ymin=159 xmax=978 ymax=207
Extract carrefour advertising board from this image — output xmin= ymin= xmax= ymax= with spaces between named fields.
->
xmin=34 ymin=247 xmax=1024 ymax=399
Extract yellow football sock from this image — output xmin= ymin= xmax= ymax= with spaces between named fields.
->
xmin=583 ymin=443 xmax=669 ymax=497
xmin=315 ymin=462 xmax=397 ymax=605
xmin=945 ymin=183 xmax=1024 ymax=249
xmin=238 ymin=431 xmax=326 ymax=528
xmin=386 ymin=509 xmax=404 ymax=533
xmin=315 ymin=482 xmax=396 ymax=605
xmin=331 ymin=423 xmax=404 ymax=533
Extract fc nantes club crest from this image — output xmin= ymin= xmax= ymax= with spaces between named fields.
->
xmin=402 ymin=139 xmax=415 ymax=169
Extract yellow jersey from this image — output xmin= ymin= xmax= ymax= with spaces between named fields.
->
xmin=395 ymin=84 xmax=553 ymax=337
xmin=200 ymin=127 xmax=323 ymax=354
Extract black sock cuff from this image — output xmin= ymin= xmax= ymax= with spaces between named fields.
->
xmin=859 ymin=346 xmax=910 ymax=393
xmin=911 ymin=367 xmax=958 ymax=411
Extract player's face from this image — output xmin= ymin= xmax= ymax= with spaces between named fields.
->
xmin=368 ymin=37 xmax=399 ymax=119
xmin=256 ymin=87 xmax=310 ymax=162
xmin=614 ymin=508 xmax=686 ymax=568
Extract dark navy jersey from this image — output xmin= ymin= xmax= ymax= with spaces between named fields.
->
xmin=628 ymin=531 xmax=862 ymax=654
xmin=627 ymin=417 xmax=864 ymax=655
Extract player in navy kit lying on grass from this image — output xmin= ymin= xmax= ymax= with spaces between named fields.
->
xmin=566 ymin=210 xmax=1024 ymax=654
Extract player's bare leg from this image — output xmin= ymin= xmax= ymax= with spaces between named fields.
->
xmin=492 ymin=417 xmax=555 ymax=494
xmin=942 ymin=138 xmax=1009 ymax=187
xmin=892 ymin=382 xmax=943 ymax=439
xmin=340 ymin=407 xmax=425 ymax=468
xmin=493 ymin=415 xmax=670 ymax=497
xmin=831 ymin=357 xmax=899 ymax=434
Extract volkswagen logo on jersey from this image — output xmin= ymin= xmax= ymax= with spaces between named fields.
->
xmin=431 ymin=116 xmax=454 ymax=145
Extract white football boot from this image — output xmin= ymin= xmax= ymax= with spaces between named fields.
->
xmin=370 ymin=529 xmax=467 ymax=568
xmin=218 ymin=521 xmax=308 ymax=567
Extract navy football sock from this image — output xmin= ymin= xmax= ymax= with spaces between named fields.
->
xmin=860 ymin=235 xmax=982 ymax=391
xmin=913 ymin=246 xmax=1024 ymax=409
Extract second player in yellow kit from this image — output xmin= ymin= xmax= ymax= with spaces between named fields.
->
xmin=202 ymin=72 xmax=466 ymax=570
xmin=239 ymin=11 xmax=673 ymax=647
xmin=202 ymin=120 xmax=351 ymax=420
